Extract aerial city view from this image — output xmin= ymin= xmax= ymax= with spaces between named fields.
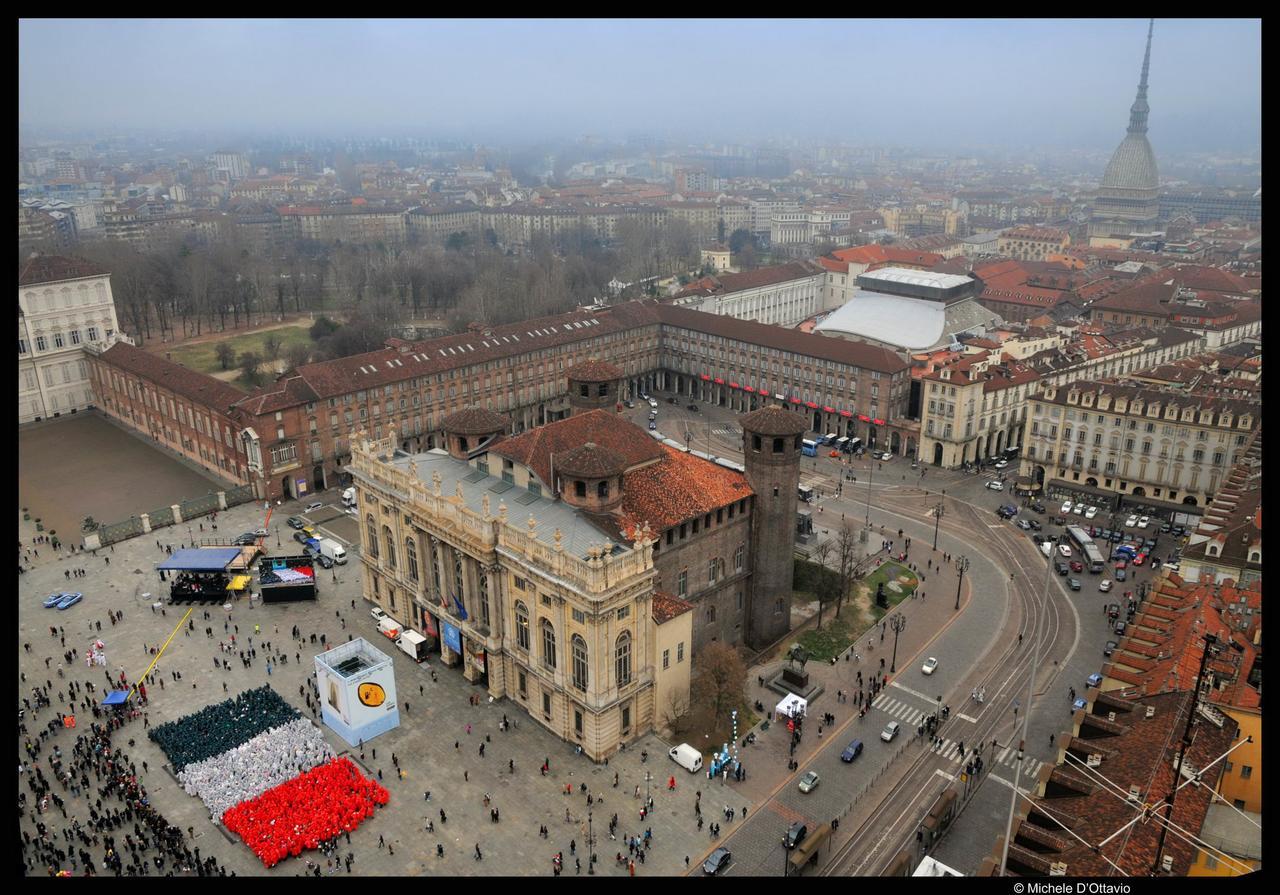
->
xmin=18 ymin=18 xmax=1260 ymax=880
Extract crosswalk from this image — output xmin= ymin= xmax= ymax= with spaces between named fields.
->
xmin=869 ymin=693 xmax=1045 ymax=777
xmin=712 ymin=425 xmax=741 ymax=438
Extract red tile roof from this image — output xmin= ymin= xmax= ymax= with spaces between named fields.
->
xmin=99 ymin=342 xmax=246 ymax=411
xmin=652 ymin=591 xmax=693 ymax=624
xmin=490 ymin=409 xmax=665 ymax=491
xmin=19 ymin=254 xmax=110 ymax=286
xmin=830 ymin=245 xmax=943 ymax=268
xmin=617 ymin=445 xmax=753 ymax=536
xmin=566 ymin=359 xmax=623 ymax=382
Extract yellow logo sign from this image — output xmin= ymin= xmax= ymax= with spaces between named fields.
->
xmin=358 ymin=683 xmax=386 ymax=707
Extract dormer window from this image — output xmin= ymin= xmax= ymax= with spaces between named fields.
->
xmin=575 ymin=481 xmax=587 ymax=498
xmin=1239 ymin=415 xmax=1252 ymax=429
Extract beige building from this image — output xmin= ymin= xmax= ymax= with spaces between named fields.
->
xmin=997 ymin=226 xmax=1071 ymax=262
xmin=19 ymin=255 xmax=124 ymax=423
xmin=1022 ymin=380 xmax=1258 ymax=509
xmin=918 ymin=354 xmax=1041 ymax=467
xmin=700 ymin=245 xmax=732 ymax=273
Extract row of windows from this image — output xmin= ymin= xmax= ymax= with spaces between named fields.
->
xmin=19 ymin=326 xmax=106 ymax=354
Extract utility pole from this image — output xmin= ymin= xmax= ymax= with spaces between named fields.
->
xmin=587 ymin=810 xmax=595 ymax=875
xmin=954 ymin=555 xmax=970 ymax=611
xmin=1151 ymin=633 xmax=1218 ymax=875
xmin=932 ymin=501 xmax=945 ymax=551
xmin=864 ymin=455 xmax=875 ymax=527
xmin=889 ymin=613 xmax=907 ymax=673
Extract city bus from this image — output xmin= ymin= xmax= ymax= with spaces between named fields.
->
xmin=801 ymin=439 xmax=819 ymax=457
xmin=1067 ymin=525 xmax=1105 ymax=572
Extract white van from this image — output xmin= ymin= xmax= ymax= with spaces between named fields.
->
xmin=668 ymin=743 xmax=703 ymax=773
xmin=341 ymin=487 xmax=357 ymax=507
xmin=318 ymin=538 xmax=347 ymax=565
xmin=376 ymin=616 xmax=401 ymax=640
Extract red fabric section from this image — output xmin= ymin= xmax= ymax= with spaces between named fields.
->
xmin=222 ymin=756 xmax=389 ymax=867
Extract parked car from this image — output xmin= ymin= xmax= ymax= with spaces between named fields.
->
xmin=315 ymin=554 xmax=334 ymax=569
xmin=1073 ymin=505 xmax=1086 ymax=516
xmin=703 ymin=847 xmax=732 ymax=875
xmin=1099 ymin=580 xmax=1113 ymax=593
xmin=1115 ymin=568 xmax=1127 ymax=582
xmin=43 ymin=593 xmax=67 ymax=608
xmin=233 ymin=534 xmax=258 ymax=546
xmin=1029 ymin=501 xmax=1046 ymax=514
xmin=305 ymin=502 xmax=324 ymax=513
xmin=1055 ymin=560 xmax=1070 ymax=576
xmin=1058 ymin=544 xmax=1072 ymax=557
xmin=1016 ymin=519 xmax=1032 ymax=530
xmin=880 ymin=451 xmax=893 ymax=461
xmin=783 ymin=822 xmax=808 ymax=850
xmin=1052 ymin=515 xmax=1068 ymax=526
xmin=986 ymin=480 xmax=1005 ymax=491
xmin=1069 ymin=578 xmax=1081 ymax=591
xmin=1138 ymin=516 xmax=1151 ymax=529
xmin=286 ymin=516 xmax=305 ymax=529
xmin=624 ymin=400 xmax=636 ymax=409
xmin=666 ymin=396 xmax=678 ymax=405
xmin=648 ymin=421 xmax=657 ymax=430
xmin=994 ymin=459 xmax=1009 ymax=469
xmin=798 ymin=770 xmax=821 ymax=793
xmin=1070 ymin=560 xmax=1083 ymax=573
xmin=840 ymin=740 xmax=865 ymax=763
xmin=1029 ymin=519 xmax=1043 ymax=531
xmin=1114 ymin=621 xmax=1127 ymax=636
xmin=56 ymin=592 xmax=83 ymax=610
xmin=648 ymin=411 xmax=657 ymax=421
xmin=1132 ymin=553 xmax=1146 ymax=566
xmin=647 ymin=398 xmax=658 ymax=409
xmin=921 ymin=657 xmax=939 ymax=676
xmin=880 ymin=721 xmax=901 ymax=742
xmin=1061 ymin=501 xmax=1074 ymax=515
xmin=294 ymin=532 xmax=309 ymax=544
xmin=1160 ymin=522 xmax=1173 ymax=533
xmin=370 ymin=607 xmax=388 ymax=622
xmin=1084 ymin=506 xmax=1099 ymax=519
xmin=1103 ymin=640 xmax=1118 ymax=657
xmin=1125 ymin=514 xmax=1140 ymax=528
xmin=686 ymin=403 xmax=698 ymax=412
xmin=997 ymin=505 xmax=1017 ymax=519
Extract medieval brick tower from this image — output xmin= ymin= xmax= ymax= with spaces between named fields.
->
xmin=739 ymin=403 xmax=806 ymax=648
xmin=566 ymin=359 xmax=623 ymax=416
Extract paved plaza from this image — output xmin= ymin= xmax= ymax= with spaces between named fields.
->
xmin=19 ymin=493 xmax=755 ymax=876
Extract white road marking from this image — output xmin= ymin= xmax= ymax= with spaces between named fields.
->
xmin=956 ymin=713 xmax=979 ymax=723
xmin=934 ymin=769 xmax=957 ymax=782
xmin=888 ymin=681 xmax=939 ymax=705
xmin=997 ymin=746 xmax=1010 ymax=763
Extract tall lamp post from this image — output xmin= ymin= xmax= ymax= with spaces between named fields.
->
xmin=888 ymin=613 xmax=907 ymax=673
xmin=954 ymin=555 xmax=970 ymax=611
xmin=587 ymin=810 xmax=595 ymax=875
xmin=864 ymin=453 xmax=875 ymax=527
xmin=645 ymin=770 xmax=653 ymax=804
xmin=932 ymin=501 xmax=945 ymax=551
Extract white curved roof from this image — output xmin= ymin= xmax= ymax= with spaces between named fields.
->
xmin=815 ymin=292 xmax=1001 ymax=352
xmin=857 ymin=267 xmax=973 ymax=291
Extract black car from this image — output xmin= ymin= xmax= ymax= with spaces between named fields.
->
xmin=293 ymin=532 xmax=309 ymax=544
xmin=1052 ymin=515 xmax=1067 ymax=526
xmin=1109 ymin=531 xmax=1123 ymax=542
xmin=783 ymin=822 xmax=808 ymax=850
xmin=840 ymin=739 xmax=864 ymax=762
xmin=703 ymin=847 xmax=732 ymax=875
xmin=1029 ymin=502 xmax=1046 ymax=514
xmin=687 ymin=403 xmax=699 ymax=412
xmin=1114 ymin=621 xmax=1127 ymax=636
xmin=314 ymin=554 xmax=334 ymax=569
xmin=233 ymin=533 xmax=258 ymax=546
xmin=1055 ymin=560 xmax=1070 ymax=576
xmin=1029 ymin=519 xmax=1043 ymax=531
xmin=1103 ymin=640 xmax=1118 ymax=657
xmin=286 ymin=516 xmax=305 ymax=529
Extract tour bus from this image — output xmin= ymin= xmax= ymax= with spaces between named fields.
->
xmin=801 ymin=439 xmax=819 ymax=457
xmin=824 ymin=432 xmax=839 ymax=445
xmin=1066 ymin=525 xmax=1105 ymax=572
xmin=845 ymin=437 xmax=863 ymax=454
xmin=835 ymin=436 xmax=850 ymax=452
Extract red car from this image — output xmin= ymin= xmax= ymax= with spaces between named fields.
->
xmin=1070 ymin=560 xmax=1083 ymax=573
xmin=1114 ymin=560 xmax=1128 ymax=570
xmin=1133 ymin=553 xmax=1147 ymax=566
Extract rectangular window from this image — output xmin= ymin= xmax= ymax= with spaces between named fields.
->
xmin=1240 ymin=765 xmax=1252 ymax=780
xmin=616 ymin=606 xmax=630 ymax=620
xmin=677 ymin=642 xmax=685 ymax=662
xmin=677 ymin=570 xmax=687 ymax=596
xmin=662 ymin=649 xmax=670 ymax=670
xmin=542 ymin=691 xmax=551 ymax=719
xmin=572 ymin=608 xmax=586 ymax=624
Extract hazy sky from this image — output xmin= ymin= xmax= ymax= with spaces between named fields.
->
xmin=19 ymin=18 xmax=1262 ymax=151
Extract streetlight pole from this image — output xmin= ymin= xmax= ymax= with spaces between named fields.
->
xmin=954 ymin=555 xmax=970 ymax=611
xmin=933 ymin=501 xmax=945 ymax=551
xmin=889 ymin=613 xmax=907 ymax=673
xmin=588 ymin=810 xmax=595 ymax=875
xmin=864 ymin=454 xmax=875 ymax=527
xmin=645 ymin=770 xmax=652 ymax=804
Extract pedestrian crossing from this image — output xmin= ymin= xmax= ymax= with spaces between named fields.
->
xmin=712 ymin=425 xmax=741 ymax=438
xmin=868 ymin=693 xmax=1044 ymax=776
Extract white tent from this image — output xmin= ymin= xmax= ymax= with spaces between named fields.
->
xmin=775 ymin=693 xmax=807 ymax=720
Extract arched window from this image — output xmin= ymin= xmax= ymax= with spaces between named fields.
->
xmin=405 ymin=536 xmax=419 ymax=582
xmin=514 ymin=602 xmax=530 ymax=651
xmin=366 ymin=515 xmax=379 ymax=557
xmin=383 ymin=526 xmax=396 ymax=569
xmin=615 ymin=632 xmax=632 ymax=686
xmin=571 ymin=635 xmax=588 ymax=691
xmin=479 ymin=572 xmax=490 ymax=628
xmin=541 ymin=620 xmax=557 ymax=670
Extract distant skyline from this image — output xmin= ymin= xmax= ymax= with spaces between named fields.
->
xmin=18 ymin=19 xmax=1262 ymax=153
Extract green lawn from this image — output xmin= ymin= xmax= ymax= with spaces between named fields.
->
xmin=162 ymin=325 xmax=315 ymax=376
xmin=793 ymin=559 xmax=919 ymax=659
xmin=795 ymin=613 xmax=857 ymax=661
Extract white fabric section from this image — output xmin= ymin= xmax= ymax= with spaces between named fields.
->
xmin=775 ymin=693 xmax=807 ymax=719
xmin=177 ymin=718 xmax=335 ymax=820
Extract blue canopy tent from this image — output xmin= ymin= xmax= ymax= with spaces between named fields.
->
xmin=156 ymin=548 xmax=243 ymax=572
xmin=102 ymin=690 xmax=131 ymax=708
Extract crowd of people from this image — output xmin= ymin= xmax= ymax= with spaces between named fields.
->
xmin=148 ymin=686 xmax=301 ymax=772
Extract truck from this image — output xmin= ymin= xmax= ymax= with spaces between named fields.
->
xmin=341 ymin=487 xmax=357 ymax=507
xmin=396 ymin=629 xmax=430 ymax=662
xmin=317 ymin=537 xmax=347 ymax=565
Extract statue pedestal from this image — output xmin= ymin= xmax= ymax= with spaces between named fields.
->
xmin=781 ymin=666 xmax=810 ymax=690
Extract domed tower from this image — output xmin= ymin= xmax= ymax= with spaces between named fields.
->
xmin=739 ymin=403 xmax=806 ymax=648
xmin=440 ymin=406 xmax=510 ymax=461
xmin=1089 ymin=19 xmax=1160 ymax=244
xmin=566 ymin=359 xmax=623 ymax=416
xmin=553 ymin=443 xmax=626 ymax=512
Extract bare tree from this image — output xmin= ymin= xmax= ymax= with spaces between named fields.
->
xmin=836 ymin=524 xmax=858 ymax=618
xmin=283 ymin=342 xmax=313 ymax=371
xmin=237 ymin=350 xmax=264 ymax=386
xmin=661 ymin=690 xmax=692 ymax=737
xmin=263 ymin=332 xmax=283 ymax=362
xmin=215 ymin=342 xmax=236 ymax=371
xmin=693 ymin=641 xmax=747 ymax=727
xmin=811 ymin=539 xmax=834 ymax=630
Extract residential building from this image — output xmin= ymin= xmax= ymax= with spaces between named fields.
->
xmin=667 ymin=261 xmax=827 ymax=327
xmin=918 ymin=354 xmax=1040 ymax=467
xmin=699 ymin=245 xmax=731 ymax=273
xmin=210 ymin=150 xmax=251 ymax=182
xmin=19 ymin=255 xmax=123 ymax=423
xmin=1178 ymin=429 xmax=1261 ymax=587
xmin=1022 ymin=380 xmax=1259 ymax=511
xmin=996 ymin=226 xmax=1071 ymax=262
